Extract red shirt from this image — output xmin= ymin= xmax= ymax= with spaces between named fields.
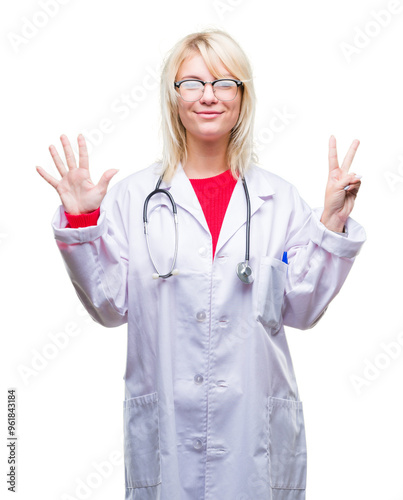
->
xmin=64 ymin=169 xmax=238 ymax=259
xmin=189 ymin=169 xmax=237 ymax=257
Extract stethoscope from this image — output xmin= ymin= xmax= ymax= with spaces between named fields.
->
xmin=143 ymin=174 xmax=254 ymax=284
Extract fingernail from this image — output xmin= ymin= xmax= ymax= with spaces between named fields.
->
xmin=354 ymin=174 xmax=362 ymax=179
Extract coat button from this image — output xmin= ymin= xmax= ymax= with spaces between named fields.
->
xmin=193 ymin=438 xmax=203 ymax=450
xmin=194 ymin=374 xmax=204 ymax=384
xmin=196 ymin=311 xmax=206 ymax=322
xmin=198 ymin=247 xmax=208 ymax=258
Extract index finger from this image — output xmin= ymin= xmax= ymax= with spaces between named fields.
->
xmin=78 ymin=133 xmax=89 ymax=170
xmin=328 ymin=135 xmax=339 ymax=172
xmin=341 ymin=139 xmax=360 ymax=173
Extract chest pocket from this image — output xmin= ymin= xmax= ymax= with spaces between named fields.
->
xmin=123 ymin=392 xmax=161 ymax=489
xmin=256 ymin=256 xmax=287 ymax=334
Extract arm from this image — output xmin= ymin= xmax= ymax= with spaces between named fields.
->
xmin=51 ymin=186 xmax=129 ymax=327
xmin=37 ymin=133 xmax=125 ymax=327
xmin=282 ymin=136 xmax=366 ymax=330
xmin=282 ymin=192 xmax=366 ymax=330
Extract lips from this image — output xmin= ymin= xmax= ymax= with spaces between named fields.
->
xmin=196 ymin=111 xmax=223 ymax=118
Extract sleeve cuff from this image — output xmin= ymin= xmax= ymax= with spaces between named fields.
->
xmin=52 ymin=205 xmax=107 ymax=244
xmin=310 ymin=207 xmax=367 ymax=259
xmin=64 ymin=207 xmax=100 ymax=228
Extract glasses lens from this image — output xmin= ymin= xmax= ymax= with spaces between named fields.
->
xmin=179 ymin=80 xmax=203 ymax=102
xmin=177 ymin=79 xmax=240 ymax=102
xmin=213 ymin=80 xmax=238 ymax=101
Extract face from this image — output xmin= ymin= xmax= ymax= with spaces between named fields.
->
xmin=175 ymin=52 xmax=242 ymax=143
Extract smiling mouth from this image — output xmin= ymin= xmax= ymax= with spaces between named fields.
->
xmin=196 ymin=111 xmax=223 ymax=116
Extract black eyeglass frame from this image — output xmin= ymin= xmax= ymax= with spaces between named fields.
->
xmin=174 ymin=78 xmax=244 ymax=101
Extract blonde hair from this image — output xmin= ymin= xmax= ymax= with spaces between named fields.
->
xmin=157 ymin=28 xmax=258 ymax=182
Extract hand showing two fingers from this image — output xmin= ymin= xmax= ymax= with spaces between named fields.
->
xmin=320 ymin=135 xmax=362 ymax=232
xmin=36 ymin=134 xmax=119 ymax=214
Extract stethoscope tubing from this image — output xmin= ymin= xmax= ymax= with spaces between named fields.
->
xmin=241 ymin=176 xmax=251 ymax=264
xmin=143 ymin=173 xmax=252 ymax=282
xmin=143 ymin=179 xmax=179 ymax=279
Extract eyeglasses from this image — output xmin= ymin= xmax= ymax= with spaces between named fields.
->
xmin=174 ymin=78 xmax=243 ymax=102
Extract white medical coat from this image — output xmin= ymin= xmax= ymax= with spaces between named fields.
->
xmin=51 ymin=162 xmax=366 ymax=500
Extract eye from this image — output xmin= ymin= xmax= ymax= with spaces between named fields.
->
xmin=181 ymin=80 xmax=202 ymax=90
xmin=214 ymin=80 xmax=237 ymax=89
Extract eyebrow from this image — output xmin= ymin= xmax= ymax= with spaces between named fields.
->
xmin=179 ymin=74 xmax=234 ymax=80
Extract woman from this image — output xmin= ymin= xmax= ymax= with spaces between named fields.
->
xmin=36 ymin=29 xmax=366 ymax=500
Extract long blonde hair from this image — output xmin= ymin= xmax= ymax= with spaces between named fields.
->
xmin=157 ymin=28 xmax=258 ymax=182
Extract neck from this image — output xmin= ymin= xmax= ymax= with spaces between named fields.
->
xmin=182 ymin=133 xmax=230 ymax=179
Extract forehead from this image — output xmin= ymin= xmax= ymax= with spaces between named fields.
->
xmin=177 ymin=52 xmax=233 ymax=79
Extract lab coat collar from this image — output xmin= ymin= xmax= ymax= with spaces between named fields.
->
xmin=156 ymin=162 xmax=275 ymax=255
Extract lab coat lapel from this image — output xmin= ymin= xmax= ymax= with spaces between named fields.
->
xmin=154 ymin=163 xmax=275 ymax=252
xmin=158 ymin=162 xmax=210 ymax=234
xmin=215 ymin=166 xmax=275 ymax=256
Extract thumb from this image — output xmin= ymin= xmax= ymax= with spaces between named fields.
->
xmin=97 ymin=169 xmax=119 ymax=195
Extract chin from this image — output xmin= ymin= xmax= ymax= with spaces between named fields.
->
xmin=189 ymin=127 xmax=233 ymax=141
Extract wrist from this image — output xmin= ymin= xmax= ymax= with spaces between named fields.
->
xmin=64 ymin=207 xmax=99 ymax=215
xmin=320 ymin=212 xmax=346 ymax=233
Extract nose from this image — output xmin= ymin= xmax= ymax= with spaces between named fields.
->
xmin=199 ymin=83 xmax=218 ymax=104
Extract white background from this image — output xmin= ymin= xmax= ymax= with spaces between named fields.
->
xmin=1 ymin=0 xmax=403 ymax=499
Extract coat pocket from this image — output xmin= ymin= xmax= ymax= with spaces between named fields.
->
xmin=267 ymin=396 xmax=307 ymax=491
xmin=123 ymin=392 xmax=161 ymax=489
xmin=257 ymin=256 xmax=287 ymax=333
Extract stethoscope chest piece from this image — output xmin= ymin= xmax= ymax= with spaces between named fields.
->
xmin=236 ymin=261 xmax=254 ymax=284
